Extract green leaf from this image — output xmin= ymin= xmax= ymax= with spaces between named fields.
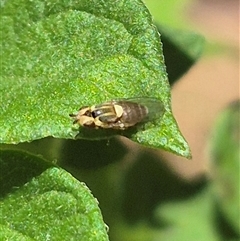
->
xmin=144 ymin=0 xmax=193 ymax=29
xmin=108 ymin=190 xmax=219 ymax=241
xmin=154 ymin=189 xmax=219 ymax=241
xmin=0 ymin=0 xmax=191 ymax=158
xmin=209 ymin=101 xmax=240 ymax=235
xmin=0 ymin=149 xmax=109 ymax=241
xmin=0 ymin=224 xmax=35 ymax=241
xmin=159 ymin=25 xmax=205 ymax=84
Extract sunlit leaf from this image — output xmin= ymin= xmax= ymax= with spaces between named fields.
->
xmin=0 ymin=0 xmax=191 ymax=158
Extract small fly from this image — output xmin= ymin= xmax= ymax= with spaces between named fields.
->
xmin=70 ymin=97 xmax=165 ymax=130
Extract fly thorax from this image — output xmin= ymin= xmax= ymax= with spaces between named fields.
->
xmin=113 ymin=104 xmax=124 ymax=118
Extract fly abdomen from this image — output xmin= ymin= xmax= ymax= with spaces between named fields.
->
xmin=119 ymin=101 xmax=148 ymax=125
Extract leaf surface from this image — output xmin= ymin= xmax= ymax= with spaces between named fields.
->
xmin=0 ymin=0 xmax=191 ymax=158
xmin=0 ymin=149 xmax=109 ymax=241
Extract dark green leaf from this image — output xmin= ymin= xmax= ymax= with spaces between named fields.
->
xmin=0 ymin=0 xmax=191 ymax=158
xmin=108 ymin=190 xmax=219 ymax=241
xmin=158 ymin=24 xmax=205 ymax=84
xmin=0 ymin=149 xmax=109 ymax=241
xmin=154 ymin=189 xmax=219 ymax=241
xmin=209 ymin=100 xmax=240 ymax=236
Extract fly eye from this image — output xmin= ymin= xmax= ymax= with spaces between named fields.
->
xmin=92 ymin=109 xmax=101 ymax=118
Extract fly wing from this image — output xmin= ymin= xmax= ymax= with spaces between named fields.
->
xmin=113 ymin=97 xmax=165 ymax=122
